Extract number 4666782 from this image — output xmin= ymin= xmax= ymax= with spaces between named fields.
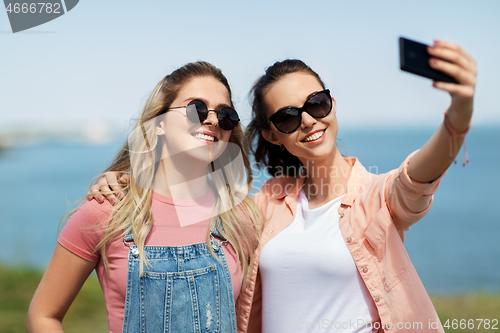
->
xmin=6 ymin=3 xmax=62 ymax=14
xmin=443 ymin=319 xmax=498 ymax=330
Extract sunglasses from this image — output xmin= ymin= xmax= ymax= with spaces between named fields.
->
xmin=167 ymin=99 xmax=240 ymax=131
xmin=268 ymin=89 xmax=332 ymax=134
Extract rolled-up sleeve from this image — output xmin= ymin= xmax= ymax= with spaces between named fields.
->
xmin=386 ymin=150 xmax=446 ymax=232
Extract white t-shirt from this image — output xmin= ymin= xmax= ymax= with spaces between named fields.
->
xmin=259 ymin=192 xmax=379 ymax=332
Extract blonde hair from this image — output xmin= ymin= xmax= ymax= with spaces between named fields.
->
xmin=63 ymin=61 xmax=262 ymax=285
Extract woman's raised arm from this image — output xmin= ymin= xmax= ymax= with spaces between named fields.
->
xmin=26 ymin=244 xmax=97 ymax=333
xmin=408 ymin=40 xmax=476 ymax=183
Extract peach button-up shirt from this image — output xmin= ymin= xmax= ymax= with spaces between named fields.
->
xmin=236 ymin=151 xmax=446 ymax=333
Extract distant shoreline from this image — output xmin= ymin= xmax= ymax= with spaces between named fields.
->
xmin=0 ymin=123 xmax=124 ymax=149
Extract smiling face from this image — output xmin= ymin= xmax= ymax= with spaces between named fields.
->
xmin=157 ymin=76 xmax=233 ymax=164
xmin=262 ymin=72 xmax=338 ymax=165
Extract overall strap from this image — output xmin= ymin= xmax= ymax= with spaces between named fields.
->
xmin=124 ymin=229 xmax=134 ymax=243
xmin=123 ymin=229 xmax=139 ymax=258
xmin=210 ymin=216 xmax=228 ymax=241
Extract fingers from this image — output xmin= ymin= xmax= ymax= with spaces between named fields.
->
xmin=87 ymin=184 xmax=105 ymax=204
xmin=104 ymin=172 xmax=125 ymax=202
xmin=86 ymin=172 xmax=128 ymax=205
xmin=119 ymin=173 xmax=130 ymax=186
xmin=427 ymin=45 xmax=476 ymax=78
xmin=431 ymin=40 xmax=475 ymax=64
xmin=428 ymin=57 xmax=476 ymax=88
xmin=427 ymin=40 xmax=477 ymax=98
xmin=432 ymin=81 xmax=475 ymax=98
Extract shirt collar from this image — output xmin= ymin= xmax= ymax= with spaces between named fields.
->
xmin=271 ymin=156 xmax=372 ymax=207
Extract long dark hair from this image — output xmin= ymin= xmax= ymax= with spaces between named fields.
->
xmin=245 ymin=59 xmax=326 ymax=177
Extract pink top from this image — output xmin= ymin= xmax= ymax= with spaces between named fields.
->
xmin=59 ymin=189 xmax=242 ymax=333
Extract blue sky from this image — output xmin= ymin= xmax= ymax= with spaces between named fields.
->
xmin=1 ymin=0 xmax=499 ymax=132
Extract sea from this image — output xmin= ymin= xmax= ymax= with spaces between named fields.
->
xmin=0 ymin=126 xmax=499 ymax=295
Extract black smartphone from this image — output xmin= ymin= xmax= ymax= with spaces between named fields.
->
xmin=399 ymin=37 xmax=459 ymax=84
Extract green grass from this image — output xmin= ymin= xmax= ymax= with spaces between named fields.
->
xmin=1 ymin=263 xmax=498 ymax=332
xmin=0 ymin=263 xmax=107 ymax=333
xmin=432 ymin=293 xmax=500 ymax=332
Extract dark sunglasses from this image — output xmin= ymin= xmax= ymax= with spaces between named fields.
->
xmin=168 ymin=99 xmax=240 ymax=131
xmin=268 ymin=89 xmax=332 ymax=134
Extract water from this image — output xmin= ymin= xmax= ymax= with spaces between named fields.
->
xmin=0 ymin=127 xmax=498 ymax=294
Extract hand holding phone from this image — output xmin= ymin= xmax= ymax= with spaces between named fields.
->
xmin=399 ymin=37 xmax=459 ymax=84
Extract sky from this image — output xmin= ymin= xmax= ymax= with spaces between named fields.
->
xmin=1 ymin=0 xmax=499 ymax=135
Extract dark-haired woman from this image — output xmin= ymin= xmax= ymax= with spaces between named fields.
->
xmin=236 ymin=40 xmax=475 ymax=333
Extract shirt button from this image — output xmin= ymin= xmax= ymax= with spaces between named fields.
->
xmin=362 ymin=267 xmax=368 ymax=273
xmin=346 ymin=237 xmax=352 ymax=243
xmin=374 ymin=296 xmax=380 ymax=302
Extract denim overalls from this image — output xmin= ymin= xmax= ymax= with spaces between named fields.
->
xmin=121 ymin=218 xmax=237 ymax=333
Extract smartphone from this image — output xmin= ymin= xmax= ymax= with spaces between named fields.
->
xmin=399 ymin=37 xmax=459 ymax=84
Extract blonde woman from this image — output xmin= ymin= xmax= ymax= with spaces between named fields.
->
xmin=26 ymin=61 xmax=261 ymax=333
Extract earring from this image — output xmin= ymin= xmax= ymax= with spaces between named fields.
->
xmin=158 ymin=129 xmax=162 ymax=134
xmin=280 ymin=144 xmax=285 ymax=151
